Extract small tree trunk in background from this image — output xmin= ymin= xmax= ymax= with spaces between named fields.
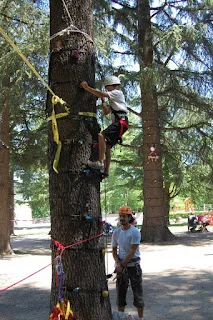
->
xmin=9 ymin=172 xmax=15 ymax=235
xmin=163 ymin=185 xmax=171 ymax=225
xmin=47 ymin=1 xmax=112 ymax=319
xmin=0 ymin=90 xmax=12 ymax=254
xmin=138 ymin=0 xmax=174 ymax=241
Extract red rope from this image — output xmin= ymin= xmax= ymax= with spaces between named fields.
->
xmin=0 ymin=231 xmax=104 ymax=293
xmin=64 ymin=231 xmax=104 ymax=250
xmin=0 ymin=261 xmax=53 ymax=293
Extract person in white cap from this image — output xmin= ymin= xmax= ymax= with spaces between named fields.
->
xmin=80 ymin=76 xmax=128 ymax=178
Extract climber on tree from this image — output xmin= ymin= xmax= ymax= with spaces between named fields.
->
xmin=80 ymin=75 xmax=128 ymax=179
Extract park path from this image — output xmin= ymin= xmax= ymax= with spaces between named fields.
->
xmin=0 ymin=226 xmax=213 ymax=319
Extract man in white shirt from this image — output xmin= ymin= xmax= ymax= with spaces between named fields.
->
xmin=112 ymin=206 xmax=144 ymax=320
xmin=80 ymin=75 xmax=128 ymax=178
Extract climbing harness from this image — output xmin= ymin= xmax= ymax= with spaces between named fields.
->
xmin=111 ymin=109 xmax=129 ymax=143
xmin=118 ymin=118 xmax=128 ymax=138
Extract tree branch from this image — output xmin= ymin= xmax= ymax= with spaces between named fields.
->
xmin=112 ymin=0 xmax=136 ymax=10
xmin=121 ymin=143 xmax=141 ymax=149
xmin=163 ymin=122 xmax=211 ymax=131
xmin=0 ymin=13 xmax=29 ymax=25
xmin=112 ymin=159 xmax=143 ymax=168
xmin=127 ymin=107 xmax=142 ymax=117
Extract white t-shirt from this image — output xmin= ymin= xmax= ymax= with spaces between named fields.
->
xmin=112 ymin=225 xmax=141 ymax=266
xmin=107 ymin=89 xmax=127 ymax=122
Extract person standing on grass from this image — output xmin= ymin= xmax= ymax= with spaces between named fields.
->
xmin=112 ymin=206 xmax=144 ymax=320
xmin=80 ymin=75 xmax=128 ymax=179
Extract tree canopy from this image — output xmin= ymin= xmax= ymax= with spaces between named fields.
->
xmin=0 ymin=0 xmax=213 ymax=218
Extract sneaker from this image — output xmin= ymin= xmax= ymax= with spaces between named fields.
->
xmin=87 ymin=160 xmax=104 ymax=171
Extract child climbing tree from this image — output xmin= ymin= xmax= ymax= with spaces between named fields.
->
xmin=47 ymin=1 xmax=112 ymax=319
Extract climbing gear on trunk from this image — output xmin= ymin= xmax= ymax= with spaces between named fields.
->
xmin=49 ymin=300 xmax=76 ymax=319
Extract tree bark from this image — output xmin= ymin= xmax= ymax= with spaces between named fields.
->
xmin=9 ymin=172 xmax=15 ymax=235
xmin=138 ymin=0 xmax=174 ymax=241
xmin=0 ymin=89 xmax=12 ymax=254
xmin=47 ymin=1 xmax=112 ymax=319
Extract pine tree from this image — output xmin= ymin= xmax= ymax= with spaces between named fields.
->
xmin=0 ymin=0 xmax=49 ymax=253
xmin=47 ymin=1 xmax=111 ymax=318
xmin=94 ymin=0 xmax=213 ymax=239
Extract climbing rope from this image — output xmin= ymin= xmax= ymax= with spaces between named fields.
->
xmin=0 ymin=232 xmax=104 ymax=294
xmin=59 ymin=0 xmax=93 ymax=43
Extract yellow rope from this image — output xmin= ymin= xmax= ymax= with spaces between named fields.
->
xmin=0 ymin=27 xmax=68 ymax=173
xmin=0 ymin=26 xmax=57 ymax=98
xmin=0 ymin=26 xmax=97 ymax=173
xmin=78 ymin=111 xmax=96 ymax=118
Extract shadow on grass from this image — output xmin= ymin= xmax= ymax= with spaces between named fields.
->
xmin=142 ymin=230 xmax=213 ymax=248
xmin=109 ymin=268 xmax=213 ymax=320
xmin=143 ymin=269 xmax=213 ymax=320
xmin=11 ymin=237 xmax=51 ymax=256
xmin=0 ymin=286 xmax=50 ymax=320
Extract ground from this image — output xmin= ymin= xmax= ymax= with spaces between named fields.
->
xmin=0 ymin=225 xmax=213 ymax=320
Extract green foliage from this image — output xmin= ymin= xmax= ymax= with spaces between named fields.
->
xmin=15 ymin=168 xmax=49 ymax=217
xmin=0 ymin=0 xmax=49 ymax=217
xmin=96 ymin=0 xmax=213 ymax=211
xmin=1 ymin=0 xmax=213 ymax=218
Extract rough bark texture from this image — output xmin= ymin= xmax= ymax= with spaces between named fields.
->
xmin=0 ymin=91 xmax=12 ymax=254
xmin=138 ymin=0 xmax=174 ymax=241
xmin=48 ymin=1 xmax=112 ymax=319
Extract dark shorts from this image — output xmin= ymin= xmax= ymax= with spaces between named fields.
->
xmin=102 ymin=119 xmax=128 ymax=148
xmin=116 ymin=263 xmax=144 ymax=308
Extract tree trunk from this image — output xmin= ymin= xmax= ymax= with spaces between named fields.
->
xmin=138 ymin=0 xmax=174 ymax=241
xmin=47 ymin=1 xmax=112 ymax=319
xmin=163 ymin=185 xmax=171 ymax=225
xmin=0 ymin=91 xmax=12 ymax=254
xmin=9 ymin=172 xmax=15 ymax=235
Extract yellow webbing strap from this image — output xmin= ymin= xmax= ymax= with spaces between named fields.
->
xmin=0 ymin=27 xmax=97 ymax=173
xmin=65 ymin=300 xmax=73 ymax=319
xmin=56 ymin=300 xmax=73 ymax=319
xmin=51 ymin=96 xmax=68 ymax=173
xmin=47 ymin=112 xmax=69 ymax=122
xmin=0 ymin=26 xmax=69 ymax=174
xmin=0 ymin=26 xmax=56 ymax=97
xmin=53 ymin=141 xmax=62 ymax=174
xmin=78 ymin=111 xmax=97 ymax=118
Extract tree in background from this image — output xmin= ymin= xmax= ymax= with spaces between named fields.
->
xmin=1 ymin=0 xmax=212 ymax=249
xmin=137 ymin=0 xmax=173 ymax=241
xmin=0 ymin=0 xmax=49 ymax=253
xmin=47 ymin=0 xmax=111 ymax=318
xmin=94 ymin=0 xmax=213 ymax=237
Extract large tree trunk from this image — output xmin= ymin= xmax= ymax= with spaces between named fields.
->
xmin=0 ymin=90 xmax=12 ymax=254
xmin=47 ymin=1 xmax=112 ymax=319
xmin=138 ymin=0 xmax=174 ymax=241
